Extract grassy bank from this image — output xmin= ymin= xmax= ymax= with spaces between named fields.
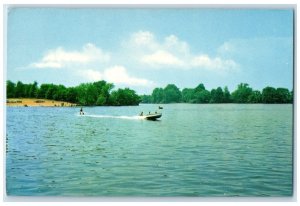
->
xmin=6 ymin=98 xmax=77 ymax=107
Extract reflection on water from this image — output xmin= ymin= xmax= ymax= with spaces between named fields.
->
xmin=6 ymin=104 xmax=293 ymax=196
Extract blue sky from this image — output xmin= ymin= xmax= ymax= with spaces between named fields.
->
xmin=7 ymin=8 xmax=294 ymax=94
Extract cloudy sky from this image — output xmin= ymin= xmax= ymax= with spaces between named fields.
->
xmin=7 ymin=8 xmax=293 ymax=94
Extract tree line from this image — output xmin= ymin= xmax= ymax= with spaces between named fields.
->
xmin=6 ymin=80 xmax=141 ymax=106
xmin=7 ymin=80 xmax=293 ymax=106
xmin=140 ymin=83 xmax=293 ymax=104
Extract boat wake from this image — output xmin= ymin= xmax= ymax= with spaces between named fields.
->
xmin=79 ymin=114 xmax=145 ymax=120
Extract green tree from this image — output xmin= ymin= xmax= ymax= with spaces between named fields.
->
xmin=15 ymin=81 xmax=25 ymax=98
xmin=262 ymin=86 xmax=277 ymax=103
xmin=45 ymin=84 xmax=58 ymax=100
xmin=289 ymin=90 xmax=293 ymax=103
xmin=210 ymin=87 xmax=224 ymax=103
xmin=248 ymin=90 xmax=262 ymax=103
xmin=28 ymin=81 xmax=38 ymax=98
xmin=53 ymin=85 xmax=67 ymax=101
xmin=38 ymin=84 xmax=51 ymax=98
xmin=24 ymin=84 xmax=31 ymax=97
xmin=231 ymin=83 xmax=253 ymax=103
xmin=75 ymin=82 xmax=114 ymax=106
xmin=194 ymin=83 xmax=205 ymax=93
xmin=6 ymin=80 xmax=140 ymax=106
xmin=96 ymin=95 xmax=106 ymax=106
xmin=7 ymin=80 xmax=293 ymax=106
xmin=163 ymin=84 xmax=182 ymax=103
xmin=223 ymin=86 xmax=231 ymax=103
xmin=151 ymin=88 xmax=164 ymax=103
xmin=97 ymin=82 xmax=114 ymax=105
xmin=108 ymin=91 xmax=118 ymax=105
xmin=195 ymin=90 xmax=211 ymax=103
xmin=192 ymin=83 xmax=211 ymax=103
xmin=182 ymin=88 xmax=194 ymax=103
xmin=276 ymin=88 xmax=291 ymax=103
xmin=75 ymin=83 xmax=89 ymax=105
xmin=140 ymin=94 xmax=152 ymax=103
xmin=109 ymin=88 xmax=141 ymax=106
xmin=86 ymin=84 xmax=98 ymax=105
xmin=65 ymin=87 xmax=78 ymax=103
xmin=6 ymin=80 xmax=16 ymax=98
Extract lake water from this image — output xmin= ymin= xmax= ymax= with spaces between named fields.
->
xmin=6 ymin=104 xmax=293 ymax=196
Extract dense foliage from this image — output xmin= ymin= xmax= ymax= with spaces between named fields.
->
xmin=6 ymin=80 xmax=141 ymax=106
xmin=7 ymin=80 xmax=293 ymax=105
xmin=140 ymin=83 xmax=293 ymax=104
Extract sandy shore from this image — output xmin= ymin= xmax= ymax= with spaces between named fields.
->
xmin=6 ymin=98 xmax=77 ymax=107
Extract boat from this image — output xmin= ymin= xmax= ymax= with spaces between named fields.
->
xmin=144 ymin=113 xmax=162 ymax=121
xmin=158 ymin=106 xmax=163 ymax=109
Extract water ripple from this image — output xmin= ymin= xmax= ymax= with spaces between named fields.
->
xmin=6 ymin=104 xmax=293 ymax=196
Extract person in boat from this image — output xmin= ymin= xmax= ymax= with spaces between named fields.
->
xmin=80 ymin=107 xmax=84 ymax=115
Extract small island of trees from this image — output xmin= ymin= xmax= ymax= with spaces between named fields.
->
xmin=7 ymin=80 xmax=293 ymax=106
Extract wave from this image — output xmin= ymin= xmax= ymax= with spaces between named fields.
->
xmin=79 ymin=114 xmax=145 ymax=120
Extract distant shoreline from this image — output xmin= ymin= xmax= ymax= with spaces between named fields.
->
xmin=6 ymin=98 xmax=293 ymax=107
xmin=6 ymin=98 xmax=77 ymax=107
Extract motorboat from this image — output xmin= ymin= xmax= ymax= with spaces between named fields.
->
xmin=140 ymin=112 xmax=162 ymax=120
xmin=144 ymin=113 xmax=162 ymax=120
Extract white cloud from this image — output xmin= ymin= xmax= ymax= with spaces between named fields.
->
xmin=28 ymin=42 xmax=154 ymax=87
xmin=31 ymin=61 xmax=62 ymax=69
xmin=164 ymin=34 xmax=189 ymax=55
xmin=128 ymin=30 xmax=238 ymax=71
xmin=79 ymin=69 xmax=103 ymax=81
xmin=78 ymin=66 xmax=153 ymax=87
xmin=104 ymin=66 xmax=153 ymax=86
xmin=129 ymin=31 xmax=158 ymax=51
xmin=141 ymin=50 xmax=184 ymax=67
xmin=191 ymin=55 xmax=238 ymax=71
xmin=26 ymin=31 xmax=239 ymax=90
xmin=30 ymin=43 xmax=110 ymax=69
xmin=132 ymin=31 xmax=155 ymax=46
